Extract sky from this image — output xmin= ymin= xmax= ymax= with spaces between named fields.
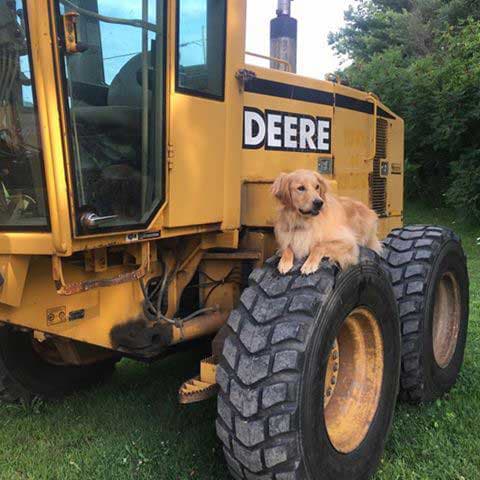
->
xmin=246 ymin=0 xmax=354 ymax=79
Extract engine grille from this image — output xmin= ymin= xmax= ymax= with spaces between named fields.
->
xmin=369 ymin=118 xmax=388 ymax=217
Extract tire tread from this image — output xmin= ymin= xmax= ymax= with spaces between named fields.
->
xmin=217 ymin=250 xmax=383 ymax=479
xmin=381 ymin=225 xmax=464 ymax=403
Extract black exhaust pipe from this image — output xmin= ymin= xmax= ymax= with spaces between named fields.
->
xmin=270 ymin=0 xmax=297 ymax=73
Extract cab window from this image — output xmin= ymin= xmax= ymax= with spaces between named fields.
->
xmin=0 ymin=0 xmax=49 ymax=230
xmin=176 ymin=0 xmax=227 ymax=100
xmin=57 ymin=0 xmax=166 ymax=234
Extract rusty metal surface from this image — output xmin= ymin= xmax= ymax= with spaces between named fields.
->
xmin=52 ymin=243 xmax=150 ymax=296
xmin=323 ymin=339 xmax=339 ymax=409
xmin=324 ymin=307 xmax=384 ymax=454
xmin=110 ymin=311 xmax=228 ymax=357
xmin=179 ymin=355 xmax=219 ymax=404
xmin=432 ymin=271 xmax=461 ymax=369
xmin=178 ymin=376 xmax=219 ymax=404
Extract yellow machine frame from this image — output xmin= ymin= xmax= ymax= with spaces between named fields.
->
xmin=0 ymin=0 xmax=404 ymax=365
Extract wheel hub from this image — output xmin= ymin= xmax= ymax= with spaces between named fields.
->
xmin=323 ymin=340 xmax=339 ymax=408
xmin=323 ymin=307 xmax=384 ymax=454
xmin=432 ymin=271 xmax=461 ymax=369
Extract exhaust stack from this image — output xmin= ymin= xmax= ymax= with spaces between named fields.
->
xmin=270 ymin=0 xmax=297 ymax=73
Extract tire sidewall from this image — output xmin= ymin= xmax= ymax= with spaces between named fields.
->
xmin=300 ymin=264 xmax=401 ymax=480
xmin=423 ymin=240 xmax=469 ymax=399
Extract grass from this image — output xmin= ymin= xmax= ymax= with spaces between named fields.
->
xmin=0 ymin=202 xmax=479 ymax=480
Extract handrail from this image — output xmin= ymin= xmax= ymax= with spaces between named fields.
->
xmin=245 ymin=51 xmax=292 ymax=72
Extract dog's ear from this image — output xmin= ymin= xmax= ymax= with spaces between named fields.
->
xmin=313 ymin=171 xmax=330 ymax=195
xmin=271 ymin=173 xmax=292 ymax=207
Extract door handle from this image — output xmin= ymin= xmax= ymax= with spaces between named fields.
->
xmin=80 ymin=212 xmax=118 ymax=229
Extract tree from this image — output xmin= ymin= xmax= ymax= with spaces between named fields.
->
xmin=330 ymin=1 xmax=480 ymax=219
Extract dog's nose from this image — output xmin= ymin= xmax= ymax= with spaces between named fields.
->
xmin=313 ymin=199 xmax=324 ymax=210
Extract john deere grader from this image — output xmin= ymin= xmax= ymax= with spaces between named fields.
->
xmin=0 ymin=0 xmax=469 ymax=479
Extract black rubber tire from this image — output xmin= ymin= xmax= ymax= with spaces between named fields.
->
xmin=0 ymin=326 xmax=118 ymax=404
xmin=382 ymin=225 xmax=469 ymax=404
xmin=216 ymin=248 xmax=401 ymax=480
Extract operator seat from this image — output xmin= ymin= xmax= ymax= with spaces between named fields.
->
xmin=73 ymin=52 xmax=152 ymax=132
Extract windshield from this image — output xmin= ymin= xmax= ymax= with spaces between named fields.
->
xmin=0 ymin=0 xmax=49 ymax=229
xmin=58 ymin=0 xmax=165 ymax=234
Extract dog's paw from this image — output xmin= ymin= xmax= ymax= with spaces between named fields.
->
xmin=278 ymin=258 xmax=294 ymax=274
xmin=300 ymin=259 xmax=320 ymax=275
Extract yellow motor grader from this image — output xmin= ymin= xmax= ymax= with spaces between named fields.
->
xmin=0 ymin=0 xmax=469 ymax=479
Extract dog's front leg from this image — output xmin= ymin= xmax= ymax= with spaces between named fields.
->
xmin=278 ymin=246 xmax=294 ymax=274
xmin=301 ymin=243 xmax=324 ymax=275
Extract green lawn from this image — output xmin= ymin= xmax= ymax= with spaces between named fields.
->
xmin=0 ymin=203 xmax=479 ymax=480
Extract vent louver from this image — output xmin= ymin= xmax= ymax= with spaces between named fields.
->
xmin=369 ymin=118 xmax=388 ymax=217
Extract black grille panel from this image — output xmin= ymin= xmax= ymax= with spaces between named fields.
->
xmin=369 ymin=118 xmax=388 ymax=216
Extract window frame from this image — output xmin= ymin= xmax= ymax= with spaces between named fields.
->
xmin=175 ymin=0 xmax=227 ymax=101
xmin=0 ymin=0 xmax=51 ymax=233
xmin=53 ymin=0 xmax=169 ymax=236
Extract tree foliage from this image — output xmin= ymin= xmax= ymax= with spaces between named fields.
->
xmin=330 ymin=1 xmax=480 ymax=218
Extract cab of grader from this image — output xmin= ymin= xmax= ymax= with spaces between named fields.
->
xmin=0 ymin=1 xmax=469 ymax=479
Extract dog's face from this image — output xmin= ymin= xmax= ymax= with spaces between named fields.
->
xmin=272 ymin=170 xmax=329 ymax=217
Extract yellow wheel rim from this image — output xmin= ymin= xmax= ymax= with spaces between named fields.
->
xmin=324 ymin=307 xmax=384 ymax=454
xmin=432 ymin=271 xmax=461 ymax=369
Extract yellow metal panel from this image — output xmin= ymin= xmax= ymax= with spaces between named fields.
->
xmin=378 ymin=216 xmax=403 ymax=239
xmin=332 ymin=89 xmax=373 ymax=206
xmin=0 ymin=256 xmax=143 ymax=349
xmin=0 ymin=233 xmax=54 ymax=255
xmin=241 ymin=182 xmax=277 ymax=227
xmin=27 ymin=0 xmax=72 ymax=255
xmin=164 ymin=0 xmax=247 ymax=229
xmin=201 ymin=230 xmax=239 ymax=250
xmin=221 ymin=0 xmax=247 ymax=230
xmin=0 ymin=255 xmax=30 ymax=307
xmin=165 ymin=93 xmax=226 ymax=226
xmin=386 ymin=118 xmax=405 ymax=219
xmin=241 ymin=180 xmax=338 ymax=227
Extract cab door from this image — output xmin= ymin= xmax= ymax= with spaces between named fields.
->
xmin=165 ymin=0 xmax=229 ymax=228
xmin=56 ymin=0 xmax=167 ymax=236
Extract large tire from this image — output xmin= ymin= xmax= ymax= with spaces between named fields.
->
xmin=0 ymin=326 xmax=118 ymax=404
xmin=382 ymin=225 xmax=469 ymax=404
xmin=216 ymin=249 xmax=401 ymax=480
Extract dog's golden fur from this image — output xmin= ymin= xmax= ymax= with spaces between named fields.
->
xmin=272 ymin=169 xmax=382 ymax=275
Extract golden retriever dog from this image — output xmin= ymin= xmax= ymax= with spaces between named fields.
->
xmin=272 ymin=169 xmax=382 ymax=275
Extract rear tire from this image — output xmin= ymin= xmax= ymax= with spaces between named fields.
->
xmin=382 ymin=225 xmax=469 ymax=403
xmin=0 ymin=326 xmax=118 ymax=404
xmin=216 ymin=249 xmax=401 ymax=480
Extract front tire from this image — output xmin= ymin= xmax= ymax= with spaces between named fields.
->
xmin=216 ymin=249 xmax=401 ymax=480
xmin=382 ymin=225 xmax=469 ymax=403
xmin=0 ymin=326 xmax=118 ymax=404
